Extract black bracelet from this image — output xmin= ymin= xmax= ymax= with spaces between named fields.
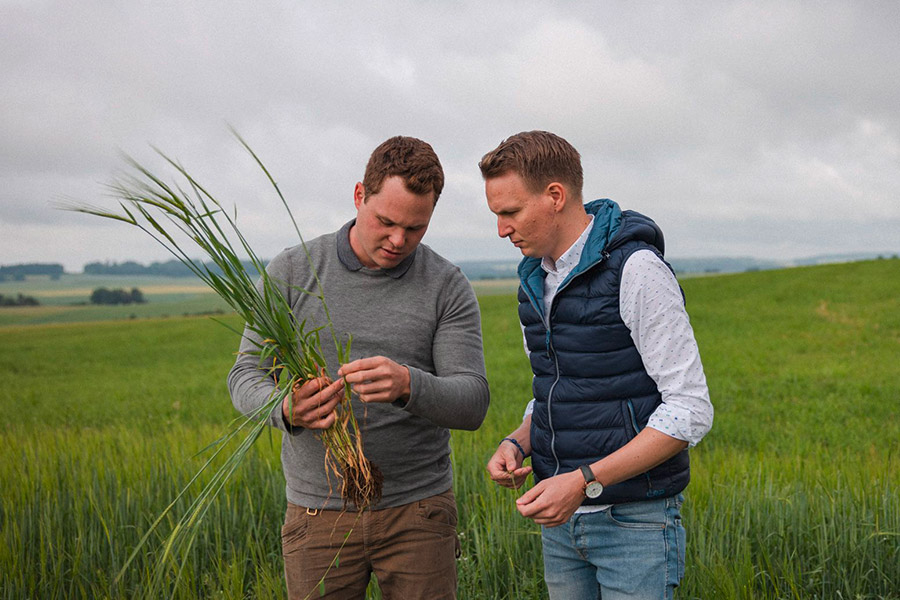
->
xmin=500 ymin=437 xmax=527 ymax=458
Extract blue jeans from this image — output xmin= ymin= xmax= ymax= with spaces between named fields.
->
xmin=541 ymin=495 xmax=685 ymax=600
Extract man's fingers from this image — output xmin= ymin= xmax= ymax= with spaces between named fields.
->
xmin=293 ymin=376 xmax=327 ymax=399
xmin=294 ymin=377 xmax=344 ymax=403
xmin=505 ymin=468 xmax=531 ymax=489
xmin=307 ymin=411 xmax=337 ymax=430
xmin=352 ymin=376 xmax=402 ymax=403
xmin=284 ymin=376 xmax=347 ymax=428
xmin=321 ymin=378 xmax=346 ymax=398
xmin=533 ymin=516 xmax=565 ymax=527
xmin=486 ymin=451 xmax=515 ymax=476
xmin=515 ymin=482 xmax=544 ymax=512
xmin=511 ymin=466 xmax=533 ymax=488
xmin=487 ymin=464 xmax=513 ymax=484
xmin=288 ymin=394 xmax=339 ymax=429
xmin=488 ymin=465 xmax=531 ymax=491
xmin=309 ymin=392 xmax=341 ymax=416
xmin=337 ymin=360 xmax=383 ymax=398
xmin=348 ymin=378 xmax=387 ymax=396
xmin=337 ymin=357 xmax=409 ymax=405
xmin=338 ymin=357 xmax=383 ymax=380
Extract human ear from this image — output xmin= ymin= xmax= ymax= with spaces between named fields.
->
xmin=353 ymin=182 xmax=366 ymax=209
xmin=546 ymin=182 xmax=567 ymax=212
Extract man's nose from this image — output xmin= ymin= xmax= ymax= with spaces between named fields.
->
xmin=388 ymin=228 xmax=406 ymax=248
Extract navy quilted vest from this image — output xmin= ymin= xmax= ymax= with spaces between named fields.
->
xmin=518 ymin=199 xmax=690 ymax=504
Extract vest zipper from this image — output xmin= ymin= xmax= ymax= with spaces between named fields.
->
xmin=528 ymin=249 xmax=613 ymax=479
xmin=554 ymin=250 xmax=610 ymax=298
xmin=546 ymin=334 xmax=562 ymax=476
xmin=521 ymin=285 xmax=562 ymax=475
xmin=546 ymin=249 xmax=610 ymax=476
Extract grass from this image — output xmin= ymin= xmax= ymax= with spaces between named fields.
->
xmin=1 ymin=258 xmax=899 ymax=598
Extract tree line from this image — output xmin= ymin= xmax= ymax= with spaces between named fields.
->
xmin=84 ymin=259 xmax=261 ymax=278
xmin=90 ymin=287 xmax=146 ymax=305
xmin=0 ymin=294 xmax=40 ymax=307
xmin=0 ymin=263 xmax=64 ymax=281
xmin=0 ymin=288 xmax=146 ymax=308
xmin=1 ymin=260 xmax=261 ymax=279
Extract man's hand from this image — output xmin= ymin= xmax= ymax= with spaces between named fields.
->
xmin=282 ymin=377 xmax=345 ymax=429
xmin=486 ymin=442 xmax=532 ymax=489
xmin=338 ymin=356 xmax=410 ymax=403
xmin=515 ymin=470 xmax=585 ymax=527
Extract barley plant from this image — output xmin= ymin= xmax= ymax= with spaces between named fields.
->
xmin=63 ymin=133 xmax=382 ymax=596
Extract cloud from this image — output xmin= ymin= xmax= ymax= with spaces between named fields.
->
xmin=2 ymin=1 xmax=899 ymax=271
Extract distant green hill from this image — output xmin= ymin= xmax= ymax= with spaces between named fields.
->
xmin=458 ymin=252 xmax=900 ymax=278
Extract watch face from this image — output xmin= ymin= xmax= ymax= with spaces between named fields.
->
xmin=585 ymin=481 xmax=604 ymax=499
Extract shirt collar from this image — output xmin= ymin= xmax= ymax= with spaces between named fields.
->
xmin=336 ymin=219 xmax=417 ymax=279
xmin=541 ymin=215 xmax=595 ymax=275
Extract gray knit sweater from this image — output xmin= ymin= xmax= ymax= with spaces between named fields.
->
xmin=227 ymin=221 xmax=490 ymax=510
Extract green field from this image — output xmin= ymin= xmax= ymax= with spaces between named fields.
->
xmin=0 ymin=274 xmax=230 ymax=326
xmin=0 ymin=273 xmax=515 ymax=326
xmin=2 ymin=259 xmax=899 ymax=598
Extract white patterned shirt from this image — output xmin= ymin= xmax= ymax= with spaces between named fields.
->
xmin=521 ymin=220 xmax=713 ymax=511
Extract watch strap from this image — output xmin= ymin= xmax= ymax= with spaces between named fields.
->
xmin=579 ymin=464 xmax=595 ymax=484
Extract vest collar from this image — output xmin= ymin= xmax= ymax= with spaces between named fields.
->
xmin=517 ymin=199 xmax=622 ymax=317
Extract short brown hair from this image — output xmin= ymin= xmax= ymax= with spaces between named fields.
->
xmin=478 ymin=131 xmax=583 ymax=200
xmin=362 ymin=136 xmax=444 ymax=204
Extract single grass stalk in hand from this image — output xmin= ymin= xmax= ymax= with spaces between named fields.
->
xmin=62 ymin=132 xmax=382 ymax=596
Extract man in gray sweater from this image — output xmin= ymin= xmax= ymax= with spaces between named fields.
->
xmin=227 ymin=136 xmax=490 ymax=599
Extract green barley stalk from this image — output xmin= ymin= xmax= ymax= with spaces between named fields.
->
xmin=63 ymin=131 xmax=382 ymax=597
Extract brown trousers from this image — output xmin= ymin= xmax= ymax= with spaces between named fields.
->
xmin=282 ymin=488 xmax=459 ymax=599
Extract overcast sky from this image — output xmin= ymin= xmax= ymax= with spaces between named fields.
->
xmin=2 ymin=1 xmax=899 ymax=272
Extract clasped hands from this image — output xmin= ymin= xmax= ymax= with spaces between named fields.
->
xmin=281 ymin=356 xmax=411 ymax=429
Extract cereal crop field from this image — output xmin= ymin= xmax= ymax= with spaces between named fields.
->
xmin=1 ymin=259 xmax=898 ymax=599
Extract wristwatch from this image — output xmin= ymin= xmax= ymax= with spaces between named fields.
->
xmin=579 ymin=465 xmax=604 ymax=499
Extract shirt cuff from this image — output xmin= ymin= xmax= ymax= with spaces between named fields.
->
xmin=646 ymin=402 xmax=702 ymax=447
xmin=400 ymin=364 xmax=422 ymax=411
xmin=523 ymin=398 xmax=535 ymax=420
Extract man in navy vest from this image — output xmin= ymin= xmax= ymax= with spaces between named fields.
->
xmin=481 ymin=131 xmax=713 ymax=599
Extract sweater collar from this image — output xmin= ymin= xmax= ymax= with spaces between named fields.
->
xmin=336 ymin=219 xmax=417 ymax=279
